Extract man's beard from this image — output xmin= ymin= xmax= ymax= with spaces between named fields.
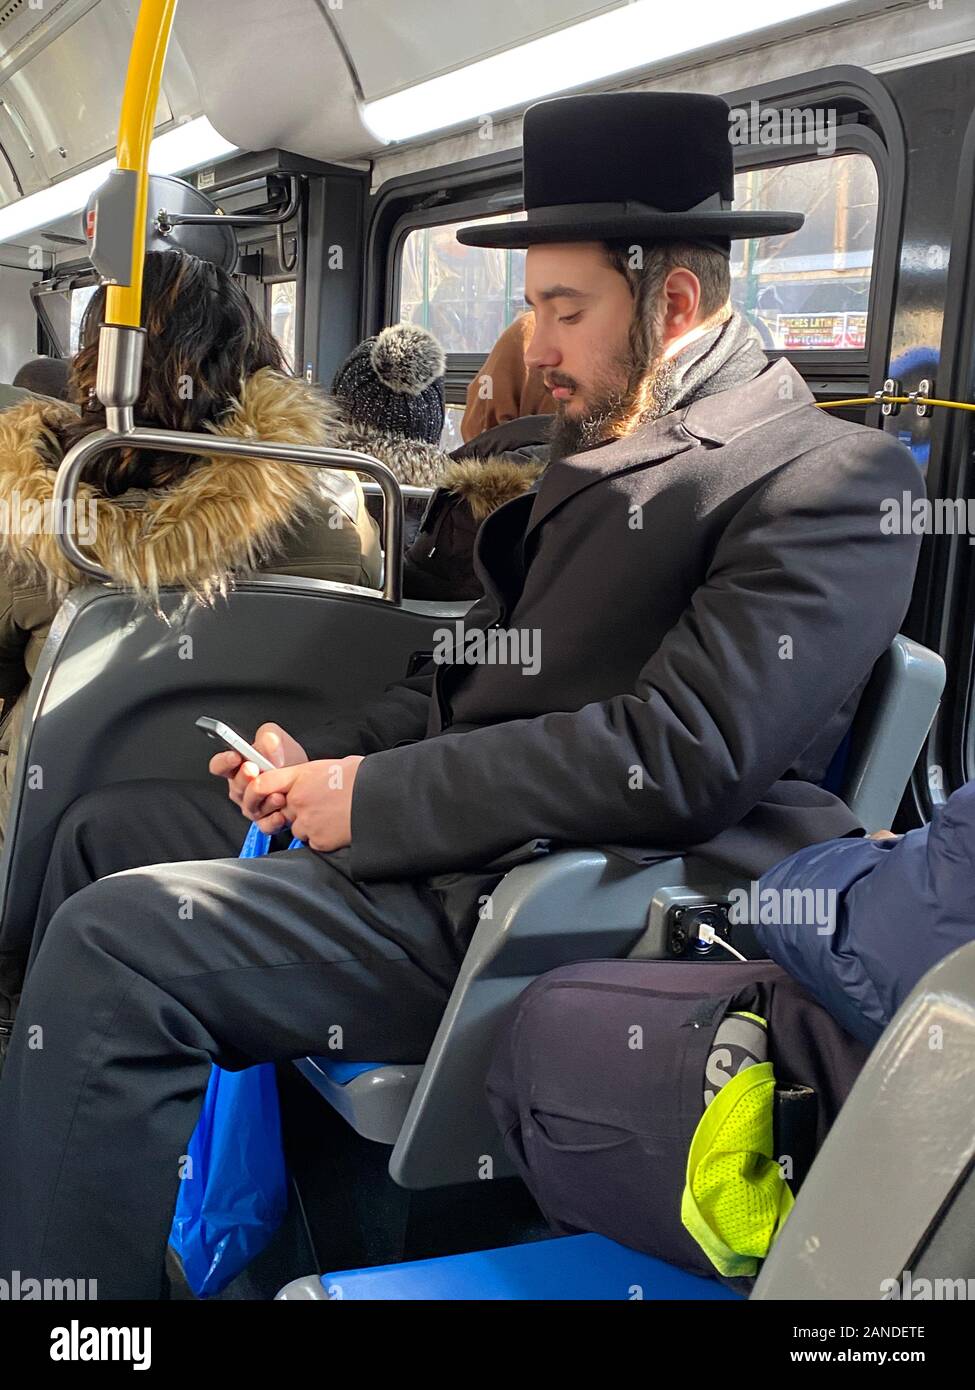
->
xmin=548 ymin=334 xmax=675 ymax=463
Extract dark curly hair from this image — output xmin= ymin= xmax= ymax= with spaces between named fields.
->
xmin=45 ymin=250 xmax=286 ymax=496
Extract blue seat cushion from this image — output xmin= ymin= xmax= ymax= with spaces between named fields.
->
xmin=318 ymin=1233 xmax=743 ymax=1300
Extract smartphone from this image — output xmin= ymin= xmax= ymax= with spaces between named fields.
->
xmin=196 ymin=716 xmax=276 ymax=772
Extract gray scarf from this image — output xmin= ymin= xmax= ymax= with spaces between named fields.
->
xmin=656 ymin=311 xmax=769 ymax=418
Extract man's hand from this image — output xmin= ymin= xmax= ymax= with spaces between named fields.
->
xmin=209 ymin=722 xmax=308 ymax=823
xmin=247 ymin=757 xmax=364 ymax=850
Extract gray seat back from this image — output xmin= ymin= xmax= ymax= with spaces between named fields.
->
xmin=389 ymin=850 xmax=741 ymax=1188
xmin=840 ymin=633 xmax=945 ymax=831
xmin=752 ymin=940 xmax=975 ymax=1300
xmin=0 ymin=577 xmax=461 ymax=964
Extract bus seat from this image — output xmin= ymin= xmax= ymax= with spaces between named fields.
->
xmin=751 ymin=938 xmax=975 ymax=1300
xmin=841 ymin=633 xmax=945 ymax=832
xmin=275 ymin=1232 xmax=744 ymax=1301
xmin=298 ymin=633 xmax=944 ymax=1188
xmin=0 ymin=577 xmax=468 ymax=956
xmin=389 ymin=850 xmax=741 ymax=1187
xmin=292 ymin=1057 xmax=422 ymax=1144
xmin=300 ymin=851 xmax=737 ymax=1183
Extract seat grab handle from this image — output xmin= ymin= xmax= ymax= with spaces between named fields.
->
xmin=53 ymin=426 xmax=404 ymax=603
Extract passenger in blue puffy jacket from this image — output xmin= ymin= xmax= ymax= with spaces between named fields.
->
xmin=753 ymin=781 xmax=975 ymax=1045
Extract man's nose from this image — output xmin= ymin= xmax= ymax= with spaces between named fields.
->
xmin=525 ymin=323 xmax=560 ymax=371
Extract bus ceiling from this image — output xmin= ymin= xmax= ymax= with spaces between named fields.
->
xmin=0 ymin=0 xmax=973 ymax=250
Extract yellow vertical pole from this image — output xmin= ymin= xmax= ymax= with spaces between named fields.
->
xmin=104 ymin=0 xmax=179 ymax=328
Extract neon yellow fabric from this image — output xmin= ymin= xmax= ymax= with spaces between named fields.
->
xmin=681 ymin=1061 xmax=795 ymax=1278
xmin=730 ymin=1010 xmax=766 ymax=1029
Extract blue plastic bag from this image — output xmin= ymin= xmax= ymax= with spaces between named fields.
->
xmin=169 ymin=820 xmax=303 ymax=1297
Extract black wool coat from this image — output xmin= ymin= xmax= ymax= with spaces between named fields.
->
xmin=310 ymin=359 xmax=924 ymax=925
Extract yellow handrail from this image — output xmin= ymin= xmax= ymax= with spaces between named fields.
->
xmin=105 ymin=0 xmax=179 ymax=328
xmin=819 ymin=395 xmax=975 ymax=413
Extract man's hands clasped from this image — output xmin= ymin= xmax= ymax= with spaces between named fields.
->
xmin=209 ymin=721 xmax=362 ymax=852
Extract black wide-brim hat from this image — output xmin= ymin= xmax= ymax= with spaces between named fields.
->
xmin=457 ymin=92 xmax=804 ymax=250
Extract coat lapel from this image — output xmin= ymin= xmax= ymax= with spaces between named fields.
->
xmin=472 ymin=491 xmax=537 ymax=619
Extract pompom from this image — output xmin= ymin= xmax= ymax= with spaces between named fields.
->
xmin=370 ymin=324 xmax=446 ymax=395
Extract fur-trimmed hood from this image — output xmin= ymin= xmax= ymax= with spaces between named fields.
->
xmin=439 ymin=456 xmax=546 ymax=521
xmin=0 ymin=368 xmax=357 ymax=604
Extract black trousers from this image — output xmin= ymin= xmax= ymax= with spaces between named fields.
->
xmin=0 ymin=779 xmax=463 ymax=1299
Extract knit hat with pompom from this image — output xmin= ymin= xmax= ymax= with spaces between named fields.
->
xmin=331 ymin=323 xmax=446 ymax=444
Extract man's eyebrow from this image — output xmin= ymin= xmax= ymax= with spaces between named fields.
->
xmin=524 ymin=285 xmax=591 ymax=307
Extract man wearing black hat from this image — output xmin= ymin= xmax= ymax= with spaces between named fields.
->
xmin=0 ymin=93 xmax=924 ymax=1297
xmin=244 ymin=91 xmax=923 ymax=888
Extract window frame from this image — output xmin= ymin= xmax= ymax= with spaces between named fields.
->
xmin=728 ymin=126 xmax=890 ymax=387
xmin=231 ymin=228 xmax=305 ymax=377
xmin=264 ymin=275 xmax=300 ymax=373
xmin=29 ymin=262 xmax=98 ymax=358
xmin=721 ymin=68 xmax=906 ymax=408
xmin=379 ymin=117 xmax=894 ymax=413
xmin=914 ymin=99 xmax=975 ymax=806
xmin=386 ymin=192 xmax=526 ymax=406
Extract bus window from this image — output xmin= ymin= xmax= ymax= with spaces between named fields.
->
xmin=269 ymin=280 xmax=297 ymax=371
xmin=440 ymin=404 xmax=465 ymax=451
xmin=398 ymin=216 xmax=526 ymax=353
xmin=69 ymin=285 xmax=98 ymax=353
xmin=731 ymin=152 xmax=878 ymax=351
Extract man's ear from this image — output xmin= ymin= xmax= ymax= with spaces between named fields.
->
xmin=661 ymin=268 xmax=703 ymax=344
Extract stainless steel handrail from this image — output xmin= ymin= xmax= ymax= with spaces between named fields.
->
xmin=53 ymin=429 xmax=404 ymax=603
xmin=156 ymin=176 xmax=302 ymax=272
xmin=155 ymin=176 xmax=301 ymax=232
